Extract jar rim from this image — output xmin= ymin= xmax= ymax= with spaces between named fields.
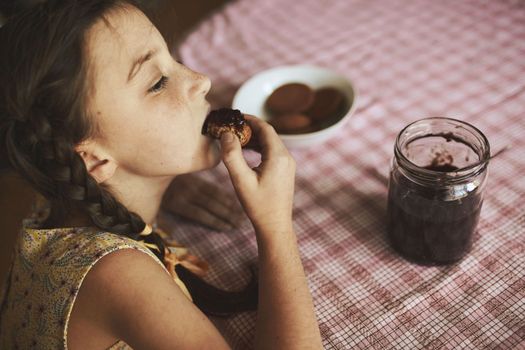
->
xmin=394 ymin=117 xmax=491 ymax=184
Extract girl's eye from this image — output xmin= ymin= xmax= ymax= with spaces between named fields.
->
xmin=148 ymin=76 xmax=168 ymax=93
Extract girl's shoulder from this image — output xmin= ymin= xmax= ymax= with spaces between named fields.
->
xmin=21 ymin=226 xmax=162 ymax=269
xmin=67 ymin=234 xmax=229 ymax=350
xmin=19 ymin=195 xmax=163 ymax=270
xmin=1 ymin=226 xmax=168 ymax=349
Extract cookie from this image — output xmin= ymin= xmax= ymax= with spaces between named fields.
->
xmin=265 ymin=83 xmax=314 ymax=114
xmin=202 ymin=108 xmax=252 ymax=146
xmin=306 ymin=87 xmax=346 ymax=121
xmin=268 ymin=113 xmax=312 ymax=134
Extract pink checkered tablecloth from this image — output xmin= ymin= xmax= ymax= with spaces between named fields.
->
xmin=162 ymin=0 xmax=525 ymax=348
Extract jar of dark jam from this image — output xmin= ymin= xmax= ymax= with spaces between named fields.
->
xmin=387 ymin=117 xmax=490 ymax=265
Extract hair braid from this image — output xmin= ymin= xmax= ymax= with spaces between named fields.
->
xmin=4 ymin=104 xmax=145 ymax=237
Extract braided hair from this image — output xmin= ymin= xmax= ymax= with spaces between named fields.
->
xmin=0 ymin=0 xmax=257 ymax=316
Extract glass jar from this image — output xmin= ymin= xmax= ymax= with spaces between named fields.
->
xmin=387 ymin=117 xmax=490 ymax=265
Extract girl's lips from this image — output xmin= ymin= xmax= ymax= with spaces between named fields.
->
xmin=202 ymin=105 xmax=212 ymax=135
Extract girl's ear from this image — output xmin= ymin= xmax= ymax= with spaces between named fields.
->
xmin=75 ymin=140 xmax=117 ymax=184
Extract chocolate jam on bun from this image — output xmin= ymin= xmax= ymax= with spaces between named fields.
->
xmin=202 ymin=108 xmax=252 ymax=146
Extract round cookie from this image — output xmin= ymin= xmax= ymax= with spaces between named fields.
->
xmin=202 ymin=108 xmax=252 ymax=146
xmin=306 ymin=87 xmax=346 ymax=121
xmin=268 ymin=113 xmax=312 ymax=134
xmin=265 ymin=83 xmax=314 ymax=114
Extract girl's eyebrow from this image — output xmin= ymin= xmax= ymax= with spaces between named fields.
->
xmin=127 ymin=49 xmax=157 ymax=83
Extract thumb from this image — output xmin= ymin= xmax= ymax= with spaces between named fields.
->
xmin=220 ymin=132 xmax=253 ymax=185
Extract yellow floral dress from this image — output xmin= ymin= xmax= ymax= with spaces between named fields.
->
xmin=0 ymin=209 xmax=204 ymax=349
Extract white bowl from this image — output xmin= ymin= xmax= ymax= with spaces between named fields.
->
xmin=232 ymin=65 xmax=357 ymax=148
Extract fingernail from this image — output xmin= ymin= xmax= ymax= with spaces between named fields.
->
xmin=221 ymin=132 xmax=234 ymax=143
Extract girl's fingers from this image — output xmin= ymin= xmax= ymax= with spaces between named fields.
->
xmin=191 ymin=176 xmax=236 ymax=208
xmin=174 ymin=202 xmax=235 ymax=231
xmin=243 ymin=115 xmax=288 ymax=161
xmin=190 ymin=176 xmax=246 ymax=227
xmin=191 ymin=190 xmax=242 ymax=228
xmin=162 ymin=169 xmax=247 ymax=231
xmin=220 ymin=132 xmax=255 ymax=189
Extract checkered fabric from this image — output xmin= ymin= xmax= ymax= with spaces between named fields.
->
xmin=166 ymin=0 xmax=525 ymax=348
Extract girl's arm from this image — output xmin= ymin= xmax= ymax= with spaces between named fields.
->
xmin=68 ymin=248 xmax=231 ymax=350
xmin=219 ymin=116 xmax=323 ymax=350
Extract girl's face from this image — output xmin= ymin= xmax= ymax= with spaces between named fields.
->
xmin=84 ymin=5 xmax=218 ymax=179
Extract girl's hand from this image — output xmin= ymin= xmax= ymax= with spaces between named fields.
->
xmin=219 ymin=115 xmax=296 ymax=235
xmin=161 ymin=174 xmax=243 ymax=231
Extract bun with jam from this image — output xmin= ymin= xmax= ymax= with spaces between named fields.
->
xmin=202 ymin=108 xmax=252 ymax=146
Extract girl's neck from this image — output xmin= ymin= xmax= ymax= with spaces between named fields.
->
xmin=106 ymin=172 xmax=174 ymax=226
xmin=47 ymin=175 xmax=173 ymax=230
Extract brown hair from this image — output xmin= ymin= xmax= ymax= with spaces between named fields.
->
xmin=0 ymin=0 xmax=256 ymax=317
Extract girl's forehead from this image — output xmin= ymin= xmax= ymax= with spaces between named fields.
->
xmin=85 ymin=5 xmax=161 ymax=80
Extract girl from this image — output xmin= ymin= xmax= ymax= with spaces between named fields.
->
xmin=0 ymin=1 xmax=323 ymax=349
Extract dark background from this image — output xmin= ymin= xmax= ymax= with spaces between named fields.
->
xmin=0 ymin=0 xmax=231 ymax=45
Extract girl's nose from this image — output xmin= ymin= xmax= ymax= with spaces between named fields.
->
xmin=187 ymin=69 xmax=211 ymax=99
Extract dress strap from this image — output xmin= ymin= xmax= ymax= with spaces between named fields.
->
xmin=138 ymin=225 xmax=209 ymax=302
